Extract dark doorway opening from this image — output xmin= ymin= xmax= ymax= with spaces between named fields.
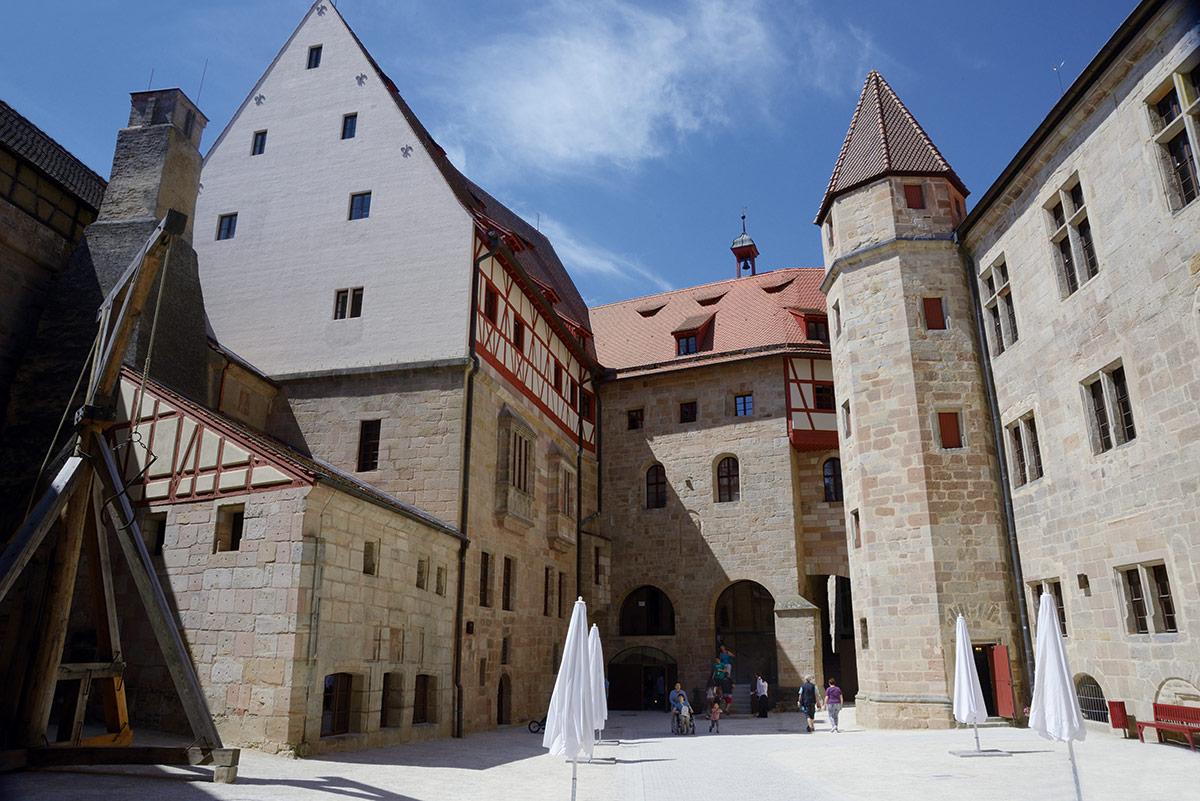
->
xmin=497 ymin=673 xmax=511 ymax=725
xmin=608 ymin=646 xmax=677 ymax=710
xmin=714 ymin=580 xmax=776 ymax=686
xmin=812 ymin=574 xmax=859 ymax=701
xmin=972 ymin=645 xmax=998 ymax=717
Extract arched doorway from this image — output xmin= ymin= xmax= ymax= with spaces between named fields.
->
xmin=497 ymin=674 xmax=511 ymax=725
xmin=607 ymin=646 xmax=677 ymax=711
xmin=714 ymin=580 xmax=776 ymax=685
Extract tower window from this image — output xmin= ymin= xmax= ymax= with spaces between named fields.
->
xmin=349 ymin=191 xmax=372 ymax=220
xmin=734 ymin=394 xmax=753 ymax=417
xmin=342 ymin=113 xmax=358 ymax=140
xmin=679 ymin=401 xmax=697 ymax=424
xmin=307 ymin=45 xmax=323 ymax=69
xmin=937 ymin=411 xmax=963 ymax=449
xmin=216 ymin=213 xmax=238 ymax=240
xmin=903 ymin=184 xmax=925 ymax=209
xmin=627 ymin=408 xmax=644 ymax=430
xmin=251 ymin=130 xmax=267 ymax=156
xmin=822 ymin=458 xmax=843 ymax=502
xmin=923 ymin=297 xmax=946 ymax=330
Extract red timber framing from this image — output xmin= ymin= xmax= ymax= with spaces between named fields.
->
xmin=472 ymin=236 xmax=596 ymax=452
xmin=784 ymin=356 xmax=839 ymax=452
xmin=109 ymin=370 xmax=312 ymax=507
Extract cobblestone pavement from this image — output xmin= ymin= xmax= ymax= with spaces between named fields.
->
xmin=2 ymin=707 xmax=1196 ymax=800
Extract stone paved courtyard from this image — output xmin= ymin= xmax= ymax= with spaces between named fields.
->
xmin=2 ymin=707 xmax=1196 ymax=801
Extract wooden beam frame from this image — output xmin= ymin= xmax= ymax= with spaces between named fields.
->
xmin=0 ymin=457 xmax=85 ymax=604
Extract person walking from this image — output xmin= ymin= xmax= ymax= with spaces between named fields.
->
xmin=798 ymin=675 xmax=818 ymax=732
xmin=668 ymin=681 xmax=687 ymax=711
xmin=709 ymin=699 xmax=722 ymax=733
xmin=825 ymin=677 xmax=843 ymax=733
xmin=756 ymin=674 xmax=769 ymax=718
xmin=720 ymin=673 xmax=734 ymax=713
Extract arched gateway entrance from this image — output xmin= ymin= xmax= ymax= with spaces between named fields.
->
xmin=714 ymin=580 xmax=776 ymax=685
xmin=607 ymin=646 xmax=677 ymax=710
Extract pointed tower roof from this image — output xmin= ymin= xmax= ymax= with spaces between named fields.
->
xmin=815 ymin=71 xmax=967 ymax=225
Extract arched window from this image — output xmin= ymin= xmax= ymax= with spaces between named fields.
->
xmin=1074 ymin=674 xmax=1108 ymax=723
xmin=619 ymin=586 xmax=676 ymax=635
xmin=717 ymin=457 xmax=739 ymax=503
xmin=646 ymin=464 xmax=667 ymax=509
xmin=823 ymin=458 xmax=843 ymax=502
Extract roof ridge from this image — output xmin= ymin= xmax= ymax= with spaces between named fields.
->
xmin=589 ymin=267 xmax=820 ymax=310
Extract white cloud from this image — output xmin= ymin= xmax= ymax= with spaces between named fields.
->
xmin=536 ymin=215 xmax=674 ymax=296
xmin=436 ymin=0 xmax=783 ymax=175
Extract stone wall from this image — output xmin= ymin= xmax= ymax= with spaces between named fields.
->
xmin=961 ymin=1 xmax=1200 ymax=725
xmin=597 ymin=354 xmax=847 ymax=703
xmin=824 ymin=175 xmax=1023 ymax=729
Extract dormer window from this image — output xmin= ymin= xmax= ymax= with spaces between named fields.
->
xmin=672 ymin=313 xmax=714 ymax=357
xmin=806 ymin=317 xmax=829 ymax=342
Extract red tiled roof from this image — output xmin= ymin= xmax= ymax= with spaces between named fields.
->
xmin=590 ymin=268 xmax=829 ymax=373
xmin=815 ymin=70 xmax=967 ymax=225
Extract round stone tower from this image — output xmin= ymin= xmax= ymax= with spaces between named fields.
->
xmin=816 ymin=72 xmax=1024 ymax=728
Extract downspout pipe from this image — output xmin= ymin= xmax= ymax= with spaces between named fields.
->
xmin=453 ymin=231 xmax=500 ymax=739
xmin=575 ymin=372 xmax=602 ymax=599
xmin=957 ymin=235 xmax=1036 ymax=708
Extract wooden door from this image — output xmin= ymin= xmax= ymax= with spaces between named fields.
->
xmin=990 ymin=645 xmax=1015 ymax=718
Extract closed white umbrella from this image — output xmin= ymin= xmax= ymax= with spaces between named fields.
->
xmin=952 ymin=614 xmax=989 ymax=752
xmin=588 ymin=624 xmax=608 ymax=744
xmin=1029 ymin=593 xmax=1086 ymax=801
xmin=543 ymin=597 xmax=595 ymax=800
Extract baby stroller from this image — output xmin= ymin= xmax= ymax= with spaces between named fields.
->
xmin=671 ymin=704 xmax=695 ymax=735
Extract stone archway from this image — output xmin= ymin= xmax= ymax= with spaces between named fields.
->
xmin=714 ymin=580 xmax=776 ymax=686
xmin=607 ymin=646 xmax=677 ymax=711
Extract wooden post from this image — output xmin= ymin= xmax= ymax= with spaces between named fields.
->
xmin=0 ymin=457 xmax=86 ymax=604
xmin=89 ymin=431 xmax=222 ymax=749
xmin=80 ymin=489 xmax=130 ymax=746
xmin=21 ymin=469 xmax=93 ymax=746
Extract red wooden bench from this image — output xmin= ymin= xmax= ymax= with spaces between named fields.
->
xmin=1107 ymin=700 xmax=1130 ymax=738
xmin=1136 ymin=703 xmax=1199 ymax=751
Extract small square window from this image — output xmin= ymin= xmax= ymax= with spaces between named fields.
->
xmin=734 ymin=394 xmax=753 ymax=416
xmin=436 ymin=566 xmax=446 ymax=596
xmin=569 ymin=380 xmax=578 ymax=409
xmin=580 ymin=390 xmax=594 ymax=421
xmin=841 ymin=401 xmax=851 ymax=436
xmin=416 ymin=557 xmax=429 ymax=590
xmin=553 ymin=362 xmax=563 ymax=393
xmin=357 ymin=419 xmax=381 ymax=471
xmin=334 ymin=287 xmax=364 ymax=319
xmin=342 ymin=113 xmax=357 ymax=140
xmin=923 ymin=297 xmax=946 ymax=330
xmin=938 ymin=411 xmax=963 ymax=449
xmin=349 ymin=192 xmax=371 ymax=220
xmin=216 ymin=213 xmax=238 ymax=240
xmin=904 ymin=184 xmax=925 ymax=209
xmin=679 ymin=401 xmax=697 ymax=424
xmin=814 ymin=384 xmax=835 ymax=411
xmin=851 ymin=509 xmax=861 ymax=548
xmin=628 ymin=408 xmax=644 ymax=430
xmin=214 ymin=505 xmax=245 ymax=553
xmin=307 ymin=45 xmax=323 ymax=69
xmin=251 ymin=130 xmax=267 ymax=156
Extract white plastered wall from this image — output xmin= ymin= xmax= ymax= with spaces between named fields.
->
xmin=196 ymin=4 xmax=473 ymax=377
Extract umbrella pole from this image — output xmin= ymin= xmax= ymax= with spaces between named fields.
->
xmin=1067 ymin=741 xmax=1082 ymax=801
xmin=973 ymin=720 xmax=980 ymax=752
xmin=571 ymin=756 xmax=578 ymax=801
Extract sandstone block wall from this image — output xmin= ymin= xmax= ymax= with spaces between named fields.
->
xmin=961 ymin=2 xmax=1200 ymax=723
xmin=598 ymin=355 xmax=847 ymax=702
xmin=825 ymin=176 xmax=1023 ymax=729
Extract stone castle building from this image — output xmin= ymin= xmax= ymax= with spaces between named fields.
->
xmin=1 ymin=0 xmax=1196 ymax=755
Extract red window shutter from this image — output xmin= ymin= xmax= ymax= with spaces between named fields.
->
xmin=923 ymin=297 xmax=946 ymax=330
xmin=904 ymin=184 xmax=926 ymax=209
xmin=938 ymin=412 xmax=962 ymax=449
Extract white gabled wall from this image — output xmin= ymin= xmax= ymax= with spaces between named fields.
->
xmin=196 ymin=4 xmax=473 ymax=377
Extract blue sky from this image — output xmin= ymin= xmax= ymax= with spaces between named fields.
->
xmin=2 ymin=0 xmax=1137 ymax=306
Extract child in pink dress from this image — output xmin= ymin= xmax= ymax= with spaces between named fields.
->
xmin=708 ymin=700 xmax=722 ymax=733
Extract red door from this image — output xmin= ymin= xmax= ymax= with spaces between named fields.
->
xmin=990 ymin=645 xmax=1015 ymax=718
